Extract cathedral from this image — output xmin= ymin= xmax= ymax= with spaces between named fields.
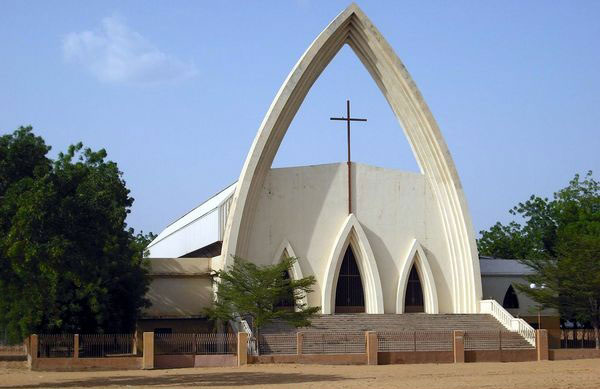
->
xmin=139 ymin=4 xmax=546 ymax=344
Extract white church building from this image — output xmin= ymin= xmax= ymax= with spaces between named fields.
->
xmin=140 ymin=4 xmax=545 ymax=343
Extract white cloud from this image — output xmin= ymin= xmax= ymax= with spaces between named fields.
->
xmin=63 ymin=16 xmax=197 ymax=84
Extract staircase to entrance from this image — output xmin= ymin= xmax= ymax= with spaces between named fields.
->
xmin=261 ymin=313 xmax=534 ymax=350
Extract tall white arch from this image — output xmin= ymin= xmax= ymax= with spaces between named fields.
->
xmin=221 ymin=3 xmax=482 ymax=312
xmin=272 ymin=239 xmax=308 ymax=310
xmin=396 ymin=239 xmax=439 ymax=314
xmin=322 ymin=214 xmax=384 ymax=314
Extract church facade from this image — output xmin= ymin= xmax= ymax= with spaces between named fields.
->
xmin=141 ymin=5 xmax=536 ymax=339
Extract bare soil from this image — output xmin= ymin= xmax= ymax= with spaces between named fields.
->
xmin=1 ymin=359 xmax=599 ymax=389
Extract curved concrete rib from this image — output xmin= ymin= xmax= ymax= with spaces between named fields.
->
xmin=396 ymin=239 xmax=439 ymax=314
xmin=222 ymin=3 xmax=481 ymax=313
xmin=322 ymin=214 xmax=384 ymax=314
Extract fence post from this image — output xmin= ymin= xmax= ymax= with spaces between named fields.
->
xmin=237 ymin=332 xmax=248 ymax=366
xmin=453 ymin=330 xmax=465 ymax=363
xmin=536 ymin=329 xmax=548 ymax=361
xmin=142 ymin=332 xmax=154 ymax=369
xmin=297 ymin=332 xmax=304 ymax=355
xmin=366 ymin=331 xmax=378 ymax=366
xmin=73 ymin=334 xmax=79 ymax=359
xmin=132 ymin=332 xmax=138 ymax=356
xmin=27 ymin=335 xmax=39 ymax=370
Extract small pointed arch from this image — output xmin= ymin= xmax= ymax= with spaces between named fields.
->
xmin=272 ymin=239 xmax=304 ymax=280
xmin=502 ymin=285 xmax=519 ymax=309
xmin=272 ymin=239 xmax=307 ymax=309
xmin=396 ymin=239 xmax=439 ymax=314
xmin=322 ymin=214 xmax=384 ymax=314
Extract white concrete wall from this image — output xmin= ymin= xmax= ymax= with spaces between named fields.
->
xmin=144 ymin=277 xmax=214 ymax=318
xmin=244 ymin=163 xmax=458 ymax=313
xmin=481 ymin=274 xmax=555 ymax=317
xmin=144 ymin=258 xmax=214 ymax=318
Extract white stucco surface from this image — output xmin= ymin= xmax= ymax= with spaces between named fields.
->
xmin=143 ymin=257 xmax=214 ymax=318
xmin=244 ymin=163 xmax=455 ymax=313
xmin=144 ymin=4 xmax=487 ymax=318
xmin=221 ymin=4 xmax=482 ymax=313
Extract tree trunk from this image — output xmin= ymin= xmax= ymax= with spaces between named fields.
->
xmin=594 ymin=325 xmax=599 ymax=350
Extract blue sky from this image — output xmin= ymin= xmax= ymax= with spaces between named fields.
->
xmin=1 ymin=1 xmax=599 ymax=237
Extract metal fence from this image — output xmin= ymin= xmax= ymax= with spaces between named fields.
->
xmin=80 ymin=334 xmax=134 ymax=358
xmin=38 ymin=334 xmax=74 ymax=358
xmin=302 ymin=332 xmax=366 ymax=354
xmin=154 ymin=333 xmax=237 ymax=355
xmin=258 ymin=334 xmax=297 ymax=355
xmin=561 ymin=329 xmax=599 ymax=348
xmin=464 ymin=330 xmax=534 ymax=350
xmin=378 ymin=331 xmax=453 ymax=352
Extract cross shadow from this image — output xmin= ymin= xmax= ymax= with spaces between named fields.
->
xmin=3 ymin=371 xmax=348 ymax=388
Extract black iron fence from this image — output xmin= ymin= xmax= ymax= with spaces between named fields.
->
xmin=80 ymin=334 xmax=135 ymax=358
xmin=38 ymin=334 xmax=74 ymax=358
xmin=464 ymin=330 xmax=534 ymax=350
xmin=154 ymin=333 xmax=237 ymax=355
xmin=378 ymin=331 xmax=453 ymax=352
xmin=302 ymin=332 xmax=366 ymax=354
xmin=258 ymin=334 xmax=297 ymax=355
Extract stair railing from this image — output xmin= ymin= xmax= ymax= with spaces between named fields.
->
xmin=480 ymin=299 xmax=536 ymax=346
xmin=229 ymin=316 xmax=257 ymax=355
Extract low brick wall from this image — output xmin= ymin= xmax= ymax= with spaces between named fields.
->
xmin=465 ymin=350 xmax=536 ymax=363
xmin=33 ymin=356 xmax=142 ymax=371
xmin=155 ymin=354 xmax=237 ymax=369
xmin=249 ymin=353 xmax=367 ymax=365
xmin=0 ymin=355 xmax=26 ymax=362
xmin=378 ymin=351 xmax=454 ymax=365
xmin=549 ymin=349 xmax=600 ymax=360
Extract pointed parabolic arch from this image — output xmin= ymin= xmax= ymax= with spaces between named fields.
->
xmin=221 ymin=3 xmax=482 ymax=313
xmin=396 ymin=239 xmax=439 ymax=314
xmin=322 ymin=214 xmax=384 ymax=314
xmin=272 ymin=239 xmax=308 ymax=309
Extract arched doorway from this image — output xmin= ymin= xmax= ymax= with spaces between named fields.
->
xmin=274 ymin=270 xmax=295 ymax=311
xmin=404 ymin=264 xmax=424 ymax=313
xmin=335 ymin=246 xmax=365 ymax=313
xmin=502 ymin=285 xmax=519 ymax=309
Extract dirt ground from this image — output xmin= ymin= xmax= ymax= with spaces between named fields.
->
xmin=0 ymin=359 xmax=599 ymax=389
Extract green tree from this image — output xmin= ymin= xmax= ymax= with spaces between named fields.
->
xmin=205 ymin=256 xmax=320 ymax=347
xmin=0 ymin=127 xmax=151 ymax=341
xmin=478 ymin=172 xmax=600 ymax=348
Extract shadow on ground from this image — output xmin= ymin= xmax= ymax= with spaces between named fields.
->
xmin=3 ymin=371 xmax=348 ymax=388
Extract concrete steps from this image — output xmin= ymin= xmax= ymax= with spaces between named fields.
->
xmin=259 ymin=314 xmax=533 ymax=351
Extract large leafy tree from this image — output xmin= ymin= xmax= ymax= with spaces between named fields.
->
xmin=478 ymin=172 xmax=600 ymax=348
xmin=205 ymin=256 xmax=320 ymax=345
xmin=0 ymin=127 xmax=151 ymax=341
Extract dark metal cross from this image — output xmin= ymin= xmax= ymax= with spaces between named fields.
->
xmin=330 ymin=100 xmax=367 ymax=215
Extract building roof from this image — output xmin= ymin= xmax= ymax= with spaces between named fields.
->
xmin=146 ymin=182 xmax=236 ymax=258
xmin=479 ymin=258 xmax=534 ymax=276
